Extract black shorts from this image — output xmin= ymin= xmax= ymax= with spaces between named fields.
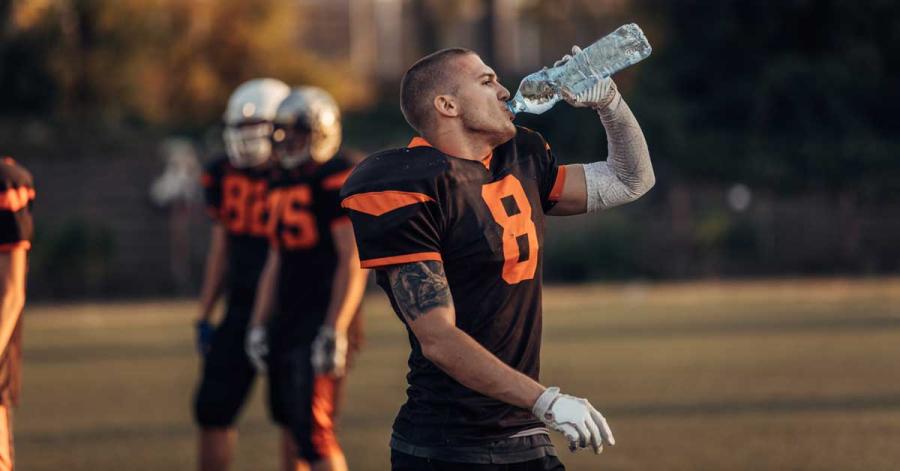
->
xmin=391 ymin=450 xmax=565 ymax=471
xmin=268 ymin=344 xmax=343 ymax=462
xmin=193 ymin=303 xmax=257 ymax=428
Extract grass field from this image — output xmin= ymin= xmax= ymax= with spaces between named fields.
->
xmin=14 ymin=278 xmax=900 ymax=470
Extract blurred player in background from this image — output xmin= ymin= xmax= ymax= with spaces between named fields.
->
xmin=193 ymin=78 xmax=290 ymax=471
xmin=340 ymin=48 xmax=653 ymax=470
xmin=0 ymin=157 xmax=34 ymax=471
xmin=247 ymin=87 xmax=367 ymax=471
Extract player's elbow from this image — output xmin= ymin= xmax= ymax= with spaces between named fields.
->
xmin=631 ymin=167 xmax=655 ymax=198
xmin=0 ymin=286 xmax=25 ymax=319
xmin=416 ymin=325 xmax=456 ymax=367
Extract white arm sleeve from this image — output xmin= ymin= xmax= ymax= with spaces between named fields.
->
xmin=583 ymin=87 xmax=655 ymax=212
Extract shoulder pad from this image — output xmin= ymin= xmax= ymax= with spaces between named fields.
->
xmin=340 ymin=147 xmax=449 ymax=199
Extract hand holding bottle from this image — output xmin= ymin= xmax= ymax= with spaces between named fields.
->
xmin=553 ymin=46 xmax=618 ymax=110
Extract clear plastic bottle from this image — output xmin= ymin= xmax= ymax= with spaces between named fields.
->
xmin=507 ymin=23 xmax=652 ymax=115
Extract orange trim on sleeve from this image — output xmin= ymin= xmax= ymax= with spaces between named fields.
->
xmin=548 ymin=165 xmax=567 ymax=202
xmin=322 ymin=169 xmax=352 ymax=191
xmin=360 ymin=252 xmax=442 ymax=269
xmin=0 ymin=187 xmax=35 ymax=212
xmin=0 ymin=241 xmax=30 ymax=252
xmin=341 ymin=191 xmax=434 ymax=217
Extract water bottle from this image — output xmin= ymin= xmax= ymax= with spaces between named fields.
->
xmin=507 ymin=23 xmax=652 ymax=115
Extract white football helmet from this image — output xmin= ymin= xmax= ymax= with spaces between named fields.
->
xmin=272 ymin=87 xmax=342 ymax=169
xmin=223 ymin=78 xmax=290 ymax=168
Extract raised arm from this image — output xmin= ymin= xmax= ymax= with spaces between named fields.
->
xmin=384 ymin=261 xmax=615 ymax=453
xmin=549 ymin=79 xmax=655 ymax=216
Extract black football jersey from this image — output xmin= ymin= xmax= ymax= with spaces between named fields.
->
xmin=265 ymin=155 xmax=354 ymax=345
xmin=201 ymin=156 xmax=273 ymax=308
xmin=340 ymin=126 xmax=567 ymax=446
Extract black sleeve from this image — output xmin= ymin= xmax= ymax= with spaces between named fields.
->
xmin=521 ymin=129 xmax=565 ymax=213
xmin=341 ymin=176 xmax=443 ymax=269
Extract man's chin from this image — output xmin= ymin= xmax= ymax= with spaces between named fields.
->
xmin=499 ymin=122 xmax=517 ymax=141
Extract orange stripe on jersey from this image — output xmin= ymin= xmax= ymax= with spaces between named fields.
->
xmin=360 ymin=252 xmax=442 ymax=268
xmin=0 ymin=241 xmax=31 ymax=252
xmin=548 ymin=165 xmax=567 ymax=202
xmin=321 ymin=169 xmax=352 ymax=191
xmin=341 ymin=191 xmax=434 ymax=217
xmin=0 ymin=187 xmax=35 ymax=212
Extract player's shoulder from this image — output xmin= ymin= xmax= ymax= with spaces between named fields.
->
xmin=512 ymin=125 xmax=550 ymax=153
xmin=0 ymin=157 xmax=33 ymax=189
xmin=340 ymin=146 xmax=450 ymax=199
xmin=203 ymin=154 xmax=231 ymax=176
xmin=319 ymin=151 xmax=355 ymax=176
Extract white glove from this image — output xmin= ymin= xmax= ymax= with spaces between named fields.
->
xmin=553 ymin=46 xmax=618 ymax=110
xmin=311 ymin=326 xmax=348 ymax=377
xmin=245 ymin=325 xmax=268 ymax=373
xmin=532 ymin=387 xmax=615 ymax=454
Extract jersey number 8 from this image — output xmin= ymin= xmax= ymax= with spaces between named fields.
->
xmin=481 ymin=175 xmax=539 ymax=285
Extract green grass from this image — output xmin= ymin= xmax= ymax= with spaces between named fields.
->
xmin=15 ymin=278 xmax=900 ymax=470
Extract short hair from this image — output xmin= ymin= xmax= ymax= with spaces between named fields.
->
xmin=400 ymin=48 xmax=475 ymax=134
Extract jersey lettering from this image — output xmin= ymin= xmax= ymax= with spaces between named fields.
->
xmin=481 ymin=175 xmax=539 ymax=284
xmin=222 ymin=174 xmax=268 ymax=236
xmin=276 ymin=185 xmax=319 ymax=250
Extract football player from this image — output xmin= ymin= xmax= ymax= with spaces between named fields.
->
xmin=340 ymin=48 xmax=654 ymax=470
xmin=193 ymin=78 xmax=290 ymax=471
xmin=246 ymin=87 xmax=367 ymax=471
xmin=0 ymin=157 xmax=34 ymax=471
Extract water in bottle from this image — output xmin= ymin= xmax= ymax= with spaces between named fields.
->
xmin=507 ymin=23 xmax=652 ymax=115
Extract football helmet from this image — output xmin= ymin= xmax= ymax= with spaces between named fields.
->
xmin=272 ymin=86 xmax=342 ymax=169
xmin=223 ymin=78 xmax=290 ymax=168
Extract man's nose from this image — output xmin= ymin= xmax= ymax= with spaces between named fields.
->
xmin=498 ymin=85 xmax=511 ymax=102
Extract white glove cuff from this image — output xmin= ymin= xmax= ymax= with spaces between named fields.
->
xmin=532 ymin=387 xmax=561 ymax=419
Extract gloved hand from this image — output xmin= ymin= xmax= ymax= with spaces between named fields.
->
xmin=195 ymin=319 xmax=214 ymax=355
xmin=532 ymin=387 xmax=615 ymax=454
xmin=245 ymin=325 xmax=269 ymax=373
xmin=311 ymin=326 xmax=348 ymax=377
xmin=553 ymin=46 xmax=618 ymax=110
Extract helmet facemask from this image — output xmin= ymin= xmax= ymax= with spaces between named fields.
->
xmin=224 ymin=121 xmax=275 ymax=168
xmin=272 ymin=122 xmax=312 ymax=170
xmin=222 ymin=78 xmax=291 ymax=168
xmin=273 ymin=87 xmax=342 ymax=169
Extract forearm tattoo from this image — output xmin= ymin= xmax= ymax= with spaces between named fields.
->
xmin=386 ymin=261 xmax=451 ymax=322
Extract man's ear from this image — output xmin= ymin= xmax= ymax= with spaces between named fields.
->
xmin=433 ymin=94 xmax=459 ymax=118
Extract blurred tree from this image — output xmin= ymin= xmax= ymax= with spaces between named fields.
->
xmin=0 ymin=0 xmax=374 ymax=127
xmin=631 ymin=0 xmax=900 ymax=200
